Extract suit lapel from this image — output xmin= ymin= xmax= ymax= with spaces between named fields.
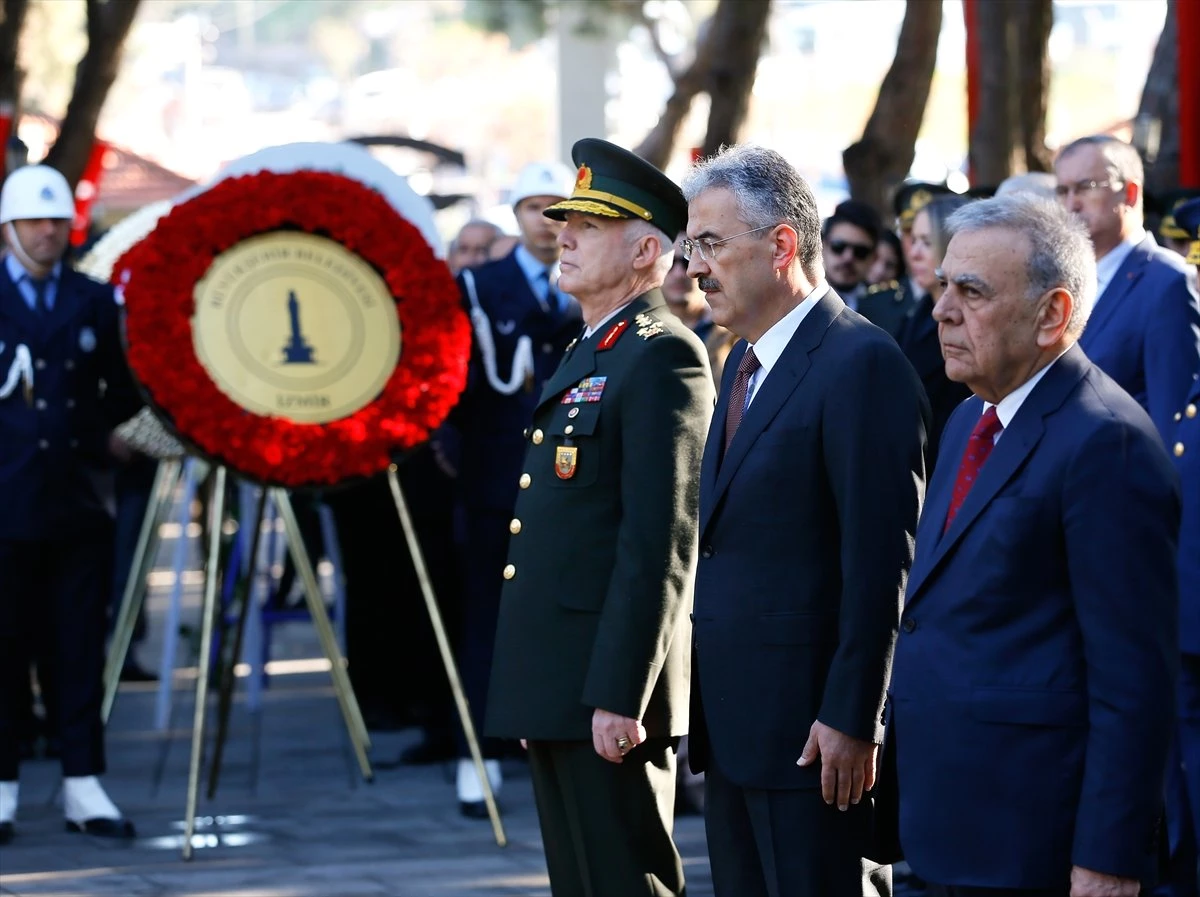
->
xmin=1081 ymin=236 xmax=1152 ymax=346
xmin=703 ymin=292 xmax=843 ymax=526
xmin=905 ymin=346 xmax=1091 ymax=605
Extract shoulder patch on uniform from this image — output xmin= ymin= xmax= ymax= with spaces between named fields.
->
xmin=634 ymin=312 xmax=666 ymax=339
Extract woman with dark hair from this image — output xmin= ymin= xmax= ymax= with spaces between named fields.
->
xmin=897 ymin=194 xmax=974 ymax=467
xmin=868 ymin=229 xmax=906 ymax=287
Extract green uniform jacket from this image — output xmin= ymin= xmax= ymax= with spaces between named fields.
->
xmin=485 ymin=291 xmax=715 ymax=742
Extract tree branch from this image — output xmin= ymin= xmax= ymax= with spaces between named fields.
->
xmin=698 ymin=0 xmax=771 ymax=159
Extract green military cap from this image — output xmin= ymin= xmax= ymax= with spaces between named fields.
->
xmin=891 ymin=181 xmax=952 ymax=232
xmin=1158 ymin=189 xmax=1200 ymax=241
xmin=543 ymin=138 xmax=686 ymax=239
xmin=1174 ymin=197 xmax=1200 ymax=266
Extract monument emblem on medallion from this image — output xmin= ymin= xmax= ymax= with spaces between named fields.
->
xmin=282 ymin=290 xmax=317 ymax=365
xmin=190 ymin=231 xmax=401 ymax=424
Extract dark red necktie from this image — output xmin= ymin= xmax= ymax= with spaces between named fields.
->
xmin=944 ymin=406 xmax=1004 ymax=532
xmin=724 ymin=347 xmax=761 ymax=452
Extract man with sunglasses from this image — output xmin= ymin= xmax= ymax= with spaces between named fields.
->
xmin=822 ymin=200 xmax=912 ymax=338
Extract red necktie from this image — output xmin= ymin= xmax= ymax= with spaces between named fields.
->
xmin=724 ymin=347 xmax=761 ymax=452
xmin=943 ymin=406 xmax=1004 ymax=532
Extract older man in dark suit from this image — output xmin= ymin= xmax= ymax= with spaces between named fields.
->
xmin=683 ymin=144 xmax=929 ymax=897
xmin=891 ymin=194 xmax=1179 ymax=897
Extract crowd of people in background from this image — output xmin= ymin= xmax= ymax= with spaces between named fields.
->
xmin=1 ymin=128 xmax=1199 ymax=897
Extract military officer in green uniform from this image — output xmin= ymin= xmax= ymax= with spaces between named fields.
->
xmin=486 ymin=138 xmax=714 ymax=897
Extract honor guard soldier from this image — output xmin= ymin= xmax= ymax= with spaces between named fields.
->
xmin=1158 ymin=189 xmax=1200 ymax=260
xmin=892 ymin=181 xmax=951 ymax=305
xmin=486 ymin=139 xmax=714 ymax=897
xmin=450 ymin=160 xmax=579 ymax=817
xmin=0 ymin=165 xmax=141 ymax=843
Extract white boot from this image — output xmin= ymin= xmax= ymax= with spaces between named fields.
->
xmin=456 ymin=758 xmax=502 ymax=817
xmin=63 ymin=776 xmax=134 ymax=838
xmin=0 ymin=780 xmax=18 ymax=824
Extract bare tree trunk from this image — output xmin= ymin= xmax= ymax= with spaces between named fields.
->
xmin=1015 ymin=0 xmax=1053 ymax=172
xmin=0 ymin=0 xmax=29 ymax=131
xmin=633 ymin=16 xmax=717 ymax=168
xmin=971 ymin=0 xmax=1053 ymax=184
xmin=1136 ymin=0 xmax=1178 ymax=195
xmin=843 ymin=0 xmax=943 ymax=219
xmin=698 ymin=0 xmax=771 ymax=158
xmin=43 ymin=0 xmax=142 ymax=186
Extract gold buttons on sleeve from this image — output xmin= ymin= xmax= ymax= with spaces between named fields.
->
xmin=1176 ymin=442 xmax=1186 ymax=457
xmin=509 ymin=518 xmax=522 ymax=534
xmin=532 ymin=429 xmax=544 ymax=445
xmin=519 ymin=473 xmax=531 ymax=489
xmin=503 ymin=564 xmax=516 ymax=580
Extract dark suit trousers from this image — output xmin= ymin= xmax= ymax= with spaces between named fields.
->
xmin=0 ymin=531 xmax=113 ymax=779
xmin=528 ymin=738 xmax=684 ymax=897
xmin=704 ymin=759 xmax=891 ymax=897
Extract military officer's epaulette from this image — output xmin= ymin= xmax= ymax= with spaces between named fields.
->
xmin=633 ymin=312 xmax=667 ymax=339
xmin=866 ymin=279 xmax=900 ymax=295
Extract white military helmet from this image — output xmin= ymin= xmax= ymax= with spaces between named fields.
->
xmin=509 ymin=161 xmax=575 ymax=209
xmin=0 ymin=164 xmax=75 ymax=224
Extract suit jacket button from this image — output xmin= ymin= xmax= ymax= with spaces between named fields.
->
xmin=901 ymin=617 xmax=916 ymax=634
xmin=1188 ymin=404 xmax=1197 ymax=419
xmin=37 ymin=439 xmax=49 ymax=450
xmin=1176 ymin=442 xmax=1186 ymax=457
xmin=700 ymin=545 xmax=714 ymax=559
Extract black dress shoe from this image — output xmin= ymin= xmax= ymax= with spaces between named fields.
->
xmin=459 ymin=800 xmax=495 ymax=819
xmin=66 ymin=817 xmax=136 ymax=839
xmin=0 ymin=821 xmax=13 ymax=845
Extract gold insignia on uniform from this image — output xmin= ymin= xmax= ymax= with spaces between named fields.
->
xmin=555 ymin=445 xmax=578 ymax=479
xmin=635 ymin=312 xmax=665 ymax=339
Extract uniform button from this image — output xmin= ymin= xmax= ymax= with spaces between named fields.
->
xmin=519 ymin=473 xmax=531 ymax=489
xmin=700 ymin=545 xmax=714 ymax=559
xmin=69 ymin=439 xmax=78 ymax=449
xmin=503 ymin=564 xmax=516 ymax=580
xmin=564 ymin=425 xmax=574 ymax=435
xmin=37 ymin=439 xmax=49 ymax=450
xmin=34 ymin=399 xmax=46 ymax=410
xmin=34 ymin=358 xmax=46 ymax=371
xmin=64 ymin=360 xmax=74 ymax=371
xmin=543 ymin=343 xmax=553 ymax=354
xmin=523 ymin=428 xmax=529 ymax=438
xmin=509 ymin=518 xmax=522 ymax=535
xmin=1188 ymin=404 xmax=1197 ymax=419
xmin=531 ymin=429 xmax=544 ymax=445
xmin=901 ymin=618 xmax=916 ymax=634
xmin=66 ymin=399 xmax=75 ymax=409
xmin=1177 ymin=442 xmax=1187 ymax=457
xmin=568 ymin=407 xmax=579 ymax=419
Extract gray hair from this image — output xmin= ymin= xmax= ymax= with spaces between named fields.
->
xmin=682 ymin=144 xmax=823 ymax=278
xmin=1056 ymin=135 xmax=1145 ymax=191
xmin=625 ymin=218 xmax=673 ymax=279
xmin=945 ymin=195 xmax=1097 ymax=337
xmin=995 ymin=172 xmax=1058 ymax=201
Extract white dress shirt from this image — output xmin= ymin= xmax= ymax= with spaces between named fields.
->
xmin=982 ymin=349 xmax=1069 ymax=441
xmin=744 ymin=282 xmax=830 ymax=407
xmin=1093 ymin=229 xmax=1145 ymax=301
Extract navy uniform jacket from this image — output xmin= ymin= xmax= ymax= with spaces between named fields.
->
xmin=1176 ymin=372 xmax=1200 ymax=655
xmin=891 ymin=346 xmax=1179 ymax=887
xmin=1079 ymin=234 xmax=1200 ymax=443
xmin=0 ymin=263 xmax=140 ymax=541
xmin=486 ymin=293 xmax=714 ymax=740
xmin=690 ymin=290 xmax=929 ymax=789
xmin=896 ymin=293 xmax=971 ymax=469
xmin=453 ymin=250 xmax=582 ymax=512
xmin=858 ymin=279 xmax=913 ymax=339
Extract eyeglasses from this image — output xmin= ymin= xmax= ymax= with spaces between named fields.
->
xmin=829 ymin=240 xmax=873 ymax=261
xmin=1054 ymin=179 xmax=1121 ymax=200
xmin=680 ymin=224 xmax=775 ymax=262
